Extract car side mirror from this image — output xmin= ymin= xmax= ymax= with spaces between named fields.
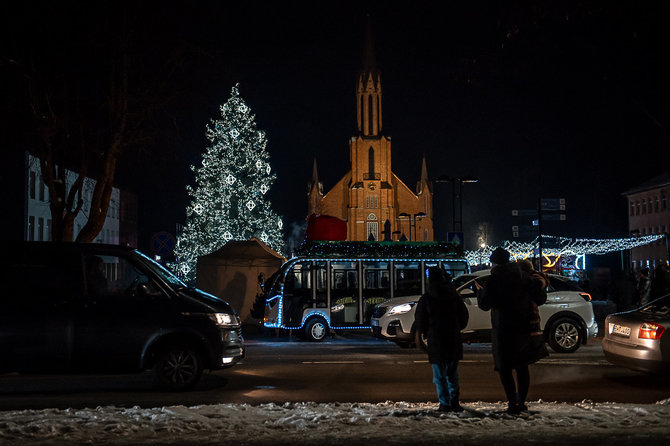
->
xmin=138 ymin=283 xmax=164 ymax=298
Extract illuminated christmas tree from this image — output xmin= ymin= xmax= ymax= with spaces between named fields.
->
xmin=172 ymin=85 xmax=284 ymax=282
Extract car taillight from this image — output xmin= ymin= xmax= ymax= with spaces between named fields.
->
xmin=638 ymin=322 xmax=665 ymax=340
xmin=579 ymin=292 xmax=592 ymax=302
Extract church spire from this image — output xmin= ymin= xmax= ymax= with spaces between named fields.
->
xmin=311 ymin=157 xmax=319 ymax=185
xmin=357 ymin=14 xmax=382 ymax=137
xmin=417 ymin=154 xmax=432 ymax=195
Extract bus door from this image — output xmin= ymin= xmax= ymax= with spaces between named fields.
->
xmin=282 ymin=261 xmax=312 ymax=326
xmin=362 ymin=261 xmax=391 ymax=323
xmin=330 ymin=261 xmax=359 ymax=326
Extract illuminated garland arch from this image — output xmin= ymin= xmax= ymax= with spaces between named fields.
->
xmin=465 ymin=234 xmax=666 ymax=267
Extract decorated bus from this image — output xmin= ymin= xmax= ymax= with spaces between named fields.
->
xmin=262 ymin=241 xmax=470 ymax=341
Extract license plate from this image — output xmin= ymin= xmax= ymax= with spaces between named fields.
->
xmin=610 ymin=323 xmax=631 ymax=337
xmin=371 ymin=319 xmax=379 ymax=327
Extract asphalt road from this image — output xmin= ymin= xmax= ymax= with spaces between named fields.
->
xmin=1 ymin=332 xmax=669 ymax=411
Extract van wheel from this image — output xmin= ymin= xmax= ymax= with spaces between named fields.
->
xmin=414 ymin=330 xmax=428 ymax=351
xmin=547 ymin=318 xmax=581 ymax=353
xmin=153 ymin=345 xmax=203 ymax=390
xmin=304 ymin=318 xmax=328 ymax=342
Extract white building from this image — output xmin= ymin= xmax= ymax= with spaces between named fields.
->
xmin=25 ymin=152 xmax=120 ymax=244
xmin=622 ymin=171 xmax=670 ymax=270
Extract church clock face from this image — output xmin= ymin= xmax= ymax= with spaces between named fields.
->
xmin=368 ymin=182 xmax=376 ymax=191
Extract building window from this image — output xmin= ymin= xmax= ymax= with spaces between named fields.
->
xmin=28 ymin=216 xmax=35 ymax=241
xmin=662 ymin=191 xmax=667 ymax=211
xmin=629 ymin=200 xmax=635 ymax=216
xmin=38 ymin=218 xmax=44 ymax=241
xmin=366 ymin=195 xmax=378 ymax=208
xmin=642 ymin=199 xmax=647 ymax=214
xmin=636 ymin=200 xmax=640 ymax=216
xmin=29 ymin=171 xmax=36 ymax=199
xmin=654 ymin=196 xmax=660 ymax=213
xmin=39 ymin=177 xmax=45 ymax=201
xmin=47 ymin=219 xmax=52 ymax=241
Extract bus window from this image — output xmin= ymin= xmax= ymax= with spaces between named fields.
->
xmin=330 ymin=261 xmax=359 ymax=325
xmin=394 ymin=261 xmax=422 ymax=297
xmin=362 ymin=261 xmax=390 ymax=322
xmin=283 ymin=262 xmax=311 ymax=325
xmin=314 ymin=261 xmax=328 ymax=308
xmin=442 ymin=260 xmax=469 ymax=280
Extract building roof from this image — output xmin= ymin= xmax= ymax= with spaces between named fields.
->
xmin=622 ymin=171 xmax=670 ymax=196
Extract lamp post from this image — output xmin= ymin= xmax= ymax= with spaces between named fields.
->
xmin=435 ymin=175 xmax=478 ymax=238
xmin=398 ymin=212 xmax=427 ymax=241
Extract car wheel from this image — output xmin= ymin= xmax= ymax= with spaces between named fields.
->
xmin=304 ymin=318 xmax=328 ymax=342
xmin=547 ymin=318 xmax=581 ymax=353
xmin=153 ymin=345 xmax=203 ymax=390
xmin=414 ymin=330 xmax=428 ymax=351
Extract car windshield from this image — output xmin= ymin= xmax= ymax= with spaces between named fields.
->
xmin=452 ymin=275 xmax=476 ymax=289
xmin=133 ymin=251 xmax=187 ymax=288
xmin=640 ymin=294 xmax=670 ymax=315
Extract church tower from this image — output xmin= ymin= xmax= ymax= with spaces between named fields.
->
xmin=307 ymin=18 xmax=434 ymax=242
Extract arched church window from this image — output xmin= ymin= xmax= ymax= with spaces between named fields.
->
xmin=368 ymin=147 xmax=375 ymax=175
xmin=367 ymin=213 xmax=377 ymax=220
xmin=368 ymin=95 xmax=373 ymax=134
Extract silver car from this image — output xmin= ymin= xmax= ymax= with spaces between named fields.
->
xmin=370 ymin=269 xmax=599 ymax=353
xmin=602 ymin=294 xmax=670 ymax=373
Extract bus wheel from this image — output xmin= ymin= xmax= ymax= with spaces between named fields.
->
xmin=304 ymin=318 xmax=328 ymax=342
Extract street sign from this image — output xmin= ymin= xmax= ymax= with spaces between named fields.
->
xmin=512 ymin=209 xmax=538 ymax=217
xmin=512 ymin=225 xmax=536 ymax=238
xmin=541 ymin=213 xmax=567 ymax=221
xmin=540 ymin=198 xmax=566 ymax=211
xmin=447 ymin=232 xmax=464 ymax=245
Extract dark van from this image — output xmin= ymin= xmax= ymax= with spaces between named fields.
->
xmin=0 ymin=242 xmax=244 ymax=390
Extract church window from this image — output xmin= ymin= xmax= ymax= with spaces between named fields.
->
xmin=366 ymin=222 xmax=378 ymax=241
xmin=367 ymin=213 xmax=377 ymax=220
xmin=366 ymin=195 xmax=378 ymax=208
xmin=368 ymin=147 xmax=375 ymax=175
xmin=368 ymin=95 xmax=373 ymax=134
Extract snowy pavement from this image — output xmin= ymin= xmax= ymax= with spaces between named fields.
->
xmin=2 ymin=398 xmax=670 ymax=445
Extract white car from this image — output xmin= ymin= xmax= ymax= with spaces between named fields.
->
xmin=370 ymin=269 xmax=599 ymax=353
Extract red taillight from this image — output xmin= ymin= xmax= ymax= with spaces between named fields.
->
xmin=579 ymin=292 xmax=592 ymax=302
xmin=638 ymin=322 xmax=665 ymax=340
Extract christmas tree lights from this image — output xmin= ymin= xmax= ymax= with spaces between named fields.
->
xmin=171 ymin=85 xmax=284 ymax=282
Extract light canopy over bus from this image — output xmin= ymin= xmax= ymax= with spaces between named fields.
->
xmin=263 ymin=241 xmax=469 ymax=341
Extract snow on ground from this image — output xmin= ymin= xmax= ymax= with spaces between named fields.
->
xmin=2 ymin=399 xmax=670 ymax=446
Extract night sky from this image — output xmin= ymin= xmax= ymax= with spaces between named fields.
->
xmin=5 ymin=1 xmax=670 ymax=252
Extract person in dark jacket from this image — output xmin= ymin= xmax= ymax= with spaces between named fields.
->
xmin=415 ymin=266 xmax=469 ymax=412
xmin=477 ymin=248 xmax=547 ymax=415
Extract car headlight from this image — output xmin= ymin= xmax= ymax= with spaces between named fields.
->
xmin=388 ymin=302 xmax=415 ymax=315
xmin=209 ymin=313 xmax=239 ymax=328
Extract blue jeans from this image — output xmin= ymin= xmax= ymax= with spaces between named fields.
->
xmin=432 ymin=361 xmax=460 ymax=406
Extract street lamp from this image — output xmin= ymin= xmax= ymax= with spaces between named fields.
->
xmin=435 ymin=175 xmax=478 ymax=237
xmin=398 ymin=212 xmax=427 ymax=241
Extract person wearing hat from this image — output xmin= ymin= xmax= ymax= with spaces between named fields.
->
xmin=476 ymin=247 xmax=547 ymax=415
xmin=415 ymin=266 xmax=469 ymax=412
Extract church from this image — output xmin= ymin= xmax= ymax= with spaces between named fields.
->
xmin=306 ymin=29 xmax=434 ymax=242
